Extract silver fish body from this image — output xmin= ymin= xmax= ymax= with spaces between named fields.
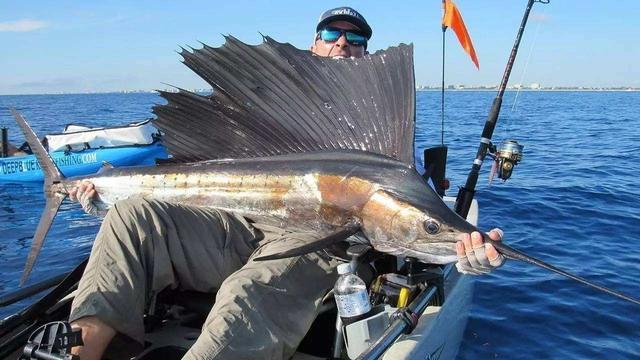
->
xmin=58 ymin=151 xmax=476 ymax=264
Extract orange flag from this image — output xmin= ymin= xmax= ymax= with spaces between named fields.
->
xmin=442 ymin=0 xmax=479 ymax=69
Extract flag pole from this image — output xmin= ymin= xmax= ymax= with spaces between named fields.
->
xmin=441 ymin=2 xmax=447 ymax=147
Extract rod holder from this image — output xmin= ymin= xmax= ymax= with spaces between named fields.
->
xmin=1 ymin=128 xmax=8 ymax=157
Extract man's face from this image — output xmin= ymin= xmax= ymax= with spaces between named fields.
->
xmin=310 ymin=21 xmax=366 ymax=58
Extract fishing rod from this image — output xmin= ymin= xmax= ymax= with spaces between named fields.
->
xmin=448 ymin=0 xmax=640 ymax=306
xmin=454 ymin=0 xmax=548 ymax=218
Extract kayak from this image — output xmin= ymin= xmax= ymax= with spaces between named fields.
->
xmin=0 ymin=195 xmax=476 ymax=360
xmin=0 ymin=120 xmax=169 ymax=182
xmin=0 ymin=142 xmax=168 ymax=182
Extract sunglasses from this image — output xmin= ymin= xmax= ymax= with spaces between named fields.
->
xmin=317 ymin=27 xmax=368 ymax=47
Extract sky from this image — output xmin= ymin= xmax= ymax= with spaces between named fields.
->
xmin=1 ymin=0 xmax=639 ymax=95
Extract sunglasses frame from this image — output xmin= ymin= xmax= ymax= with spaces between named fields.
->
xmin=316 ymin=27 xmax=368 ymax=48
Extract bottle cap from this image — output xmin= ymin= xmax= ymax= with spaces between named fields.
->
xmin=337 ymin=263 xmax=352 ymax=275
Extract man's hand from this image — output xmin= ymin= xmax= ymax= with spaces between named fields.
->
xmin=455 ymin=228 xmax=505 ymax=275
xmin=69 ymin=181 xmax=108 ymax=217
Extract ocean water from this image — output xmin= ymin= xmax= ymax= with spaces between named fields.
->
xmin=0 ymin=91 xmax=639 ymax=359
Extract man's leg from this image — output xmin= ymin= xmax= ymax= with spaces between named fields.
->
xmin=70 ymin=317 xmax=115 ymax=359
xmin=69 ymin=198 xmax=259 ymax=359
xmin=184 ymin=233 xmax=340 ymax=360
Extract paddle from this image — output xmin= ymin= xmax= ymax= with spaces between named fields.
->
xmin=0 ymin=273 xmax=68 ymax=307
xmin=0 ymin=258 xmax=88 ymax=339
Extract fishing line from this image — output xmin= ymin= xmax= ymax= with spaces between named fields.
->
xmin=508 ymin=11 xmax=543 ymax=133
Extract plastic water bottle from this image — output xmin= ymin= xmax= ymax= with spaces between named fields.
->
xmin=334 ymin=263 xmax=372 ymax=325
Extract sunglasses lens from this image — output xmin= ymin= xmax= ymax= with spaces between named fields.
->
xmin=320 ymin=29 xmax=342 ymax=42
xmin=345 ymin=32 xmax=367 ymax=46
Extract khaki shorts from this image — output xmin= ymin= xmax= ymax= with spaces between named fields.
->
xmin=70 ymin=197 xmax=340 ymax=359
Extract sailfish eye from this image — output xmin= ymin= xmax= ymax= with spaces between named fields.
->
xmin=423 ymin=219 xmax=441 ymax=235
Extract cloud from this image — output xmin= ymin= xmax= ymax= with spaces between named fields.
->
xmin=0 ymin=19 xmax=48 ymax=32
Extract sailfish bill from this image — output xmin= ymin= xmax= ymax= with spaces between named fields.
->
xmin=10 ymin=36 xmax=640 ymax=307
xmin=489 ymin=240 xmax=640 ymax=306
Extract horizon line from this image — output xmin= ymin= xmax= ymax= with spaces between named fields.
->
xmin=2 ymin=86 xmax=640 ymax=96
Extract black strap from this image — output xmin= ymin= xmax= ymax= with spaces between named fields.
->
xmin=390 ymin=308 xmax=419 ymax=334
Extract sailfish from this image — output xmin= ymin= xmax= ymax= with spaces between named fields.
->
xmin=12 ymin=36 xmax=640 ymax=306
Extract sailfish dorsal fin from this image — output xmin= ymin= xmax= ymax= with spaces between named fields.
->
xmin=153 ymin=36 xmax=416 ymax=165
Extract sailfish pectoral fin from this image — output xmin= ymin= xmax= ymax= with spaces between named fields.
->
xmin=254 ymin=220 xmax=361 ymax=262
xmin=20 ymin=192 xmax=66 ymax=286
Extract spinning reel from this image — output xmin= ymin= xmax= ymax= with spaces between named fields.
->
xmin=488 ymin=139 xmax=523 ymax=182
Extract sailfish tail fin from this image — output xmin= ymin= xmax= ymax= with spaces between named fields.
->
xmin=10 ymin=108 xmax=67 ymax=286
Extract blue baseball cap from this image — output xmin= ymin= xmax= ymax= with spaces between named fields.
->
xmin=316 ymin=7 xmax=372 ymax=40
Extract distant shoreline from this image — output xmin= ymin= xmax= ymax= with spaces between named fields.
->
xmin=1 ymin=88 xmax=638 ymax=96
xmin=0 ymin=90 xmax=212 ymax=96
xmin=417 ymin=88 xmax=640 ymax=92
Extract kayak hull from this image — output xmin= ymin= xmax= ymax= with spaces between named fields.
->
xmin=0 ymin=142 xmax=168 ymax=182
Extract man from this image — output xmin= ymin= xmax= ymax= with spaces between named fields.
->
xmin=68 ymin=7 xmax=504 ymax=360
xmin=310 ymin=6 xmax=370 ymax=58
